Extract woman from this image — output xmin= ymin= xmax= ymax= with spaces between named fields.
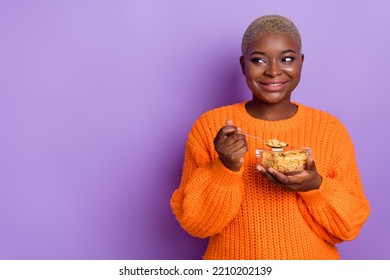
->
xmin=170 ymin=15 xmax=370 ymax=260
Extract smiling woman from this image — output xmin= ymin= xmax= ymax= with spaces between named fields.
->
xmin=241 ymin=32 xmax=303 ymax=120
xmin=170 ymin=14 xmax=370 ymax=260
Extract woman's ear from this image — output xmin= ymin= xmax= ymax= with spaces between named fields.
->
xmin=300 ymin=53 xmax=305 ymax=64
xmin=239 ymin=56 xmax=245 ymax=75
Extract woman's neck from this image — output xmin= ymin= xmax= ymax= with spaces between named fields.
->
xmin=245 ymin=99 xmax=298 ymax=121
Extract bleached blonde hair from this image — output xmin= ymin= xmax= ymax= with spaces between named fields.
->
xmin=241 ymin=15 xmax=302 ymax=55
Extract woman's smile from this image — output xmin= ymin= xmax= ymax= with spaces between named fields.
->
xmin=258 ymin=80 xmax=290 ymax=92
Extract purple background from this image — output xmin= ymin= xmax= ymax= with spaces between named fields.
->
xmin=0 ymin=1 xmax=388 ymax=260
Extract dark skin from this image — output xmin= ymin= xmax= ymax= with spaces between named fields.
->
xmin=214 ymin=32 xmax=322 ymax=192
xmin=213 ymin=119 xmax=248 ymax=172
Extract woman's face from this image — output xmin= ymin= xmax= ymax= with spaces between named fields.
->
xmin=240 ymin=32 xmax=304 ymax=105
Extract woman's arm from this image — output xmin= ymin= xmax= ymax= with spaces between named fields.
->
xmin=170 ymin=118 xmax=245 ymax=238
xmin=297 ymin=124 xmax=370 ymax=244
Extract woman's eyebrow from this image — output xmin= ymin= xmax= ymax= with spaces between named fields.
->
xmin=250 ymin=51 xmax=267 ymax=56
xmin=250 ymin=49 xmax=297 ymax=56
xmin=281 ymin=49 xmax=297 ymax=54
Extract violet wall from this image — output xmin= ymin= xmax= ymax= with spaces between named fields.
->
xmin=0 ymin=0 xmax=388 ymax=259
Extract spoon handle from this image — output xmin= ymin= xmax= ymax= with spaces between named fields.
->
xmin=237 ymin=132 xmax=267 ymax=144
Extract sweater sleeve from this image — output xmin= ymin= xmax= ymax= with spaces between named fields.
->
xmin=297 ymin=122 xmax=370 ymax=244
xmin=170 ymin=118 xmax=245 ymax=239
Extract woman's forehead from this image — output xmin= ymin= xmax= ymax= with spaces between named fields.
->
xmin=246 ymin=32 xmax=300 ymax=55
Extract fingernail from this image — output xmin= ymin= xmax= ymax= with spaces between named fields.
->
xmin=237 ymin=127 xmax=241 ymax=132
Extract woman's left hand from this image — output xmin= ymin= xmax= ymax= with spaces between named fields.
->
xmin=256 ymin=156 xmax=322 ymax=192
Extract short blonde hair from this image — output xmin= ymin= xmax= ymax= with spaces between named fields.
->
xmin=241 ymin=15 xmax=302 ymax=55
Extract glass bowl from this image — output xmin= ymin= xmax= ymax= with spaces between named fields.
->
xmin=256 ymin=146 xmax=312 ymax=175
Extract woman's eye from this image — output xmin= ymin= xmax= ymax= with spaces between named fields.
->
xmin=282 ymin=57 xmax=295 ymax=63
xmin=251 ymin=58 xmax=266 ymax=64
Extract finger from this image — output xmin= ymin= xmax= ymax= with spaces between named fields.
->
xmin=256 ymin=164 xmax=275 ymax=179
xmin=268 ymin=168 xmax=289 ymax=184
xmin=256 ymin=164 xmax=266 ymax=174
xmin=224 ymin=119 xmax=242 ymax=134
xmin=228 ymin=145 xmax=248 ymax=161
xmin=306 ymin=155 xmax=317 ymax=171
xmin=215 ymin=126 xmax=239 ymax=142
xmin=224 ymin=133 xmax=247 ymax=147
xmin=257 ymin=166 xmax=282 ymax=185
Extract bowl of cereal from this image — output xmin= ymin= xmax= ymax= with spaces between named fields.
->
xmin=256 ymin=146 xmax=312 ymax=175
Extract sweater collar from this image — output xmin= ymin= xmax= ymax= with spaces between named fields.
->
xmin=235 ymin=101 xmax=309 ymax=131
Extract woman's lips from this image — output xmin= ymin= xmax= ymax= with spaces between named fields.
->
xmin=258 ymin=80 xmax=289 ymax=92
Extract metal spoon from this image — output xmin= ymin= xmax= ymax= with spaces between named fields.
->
xmin=238 ymin=132 xmax=288 ymax=149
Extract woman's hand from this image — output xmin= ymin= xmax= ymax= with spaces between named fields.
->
xmin=256 ymin=156 xmax=322 ymax=192
xmin=214 ymin=119 xmax=248 ymax=172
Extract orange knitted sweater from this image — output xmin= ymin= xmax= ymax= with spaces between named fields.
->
xmin=170 ymin=101 xmax=370 ymax=260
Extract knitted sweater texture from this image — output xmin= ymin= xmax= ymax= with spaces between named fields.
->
xmin=171 ymin=101 xmax=370 ymax=260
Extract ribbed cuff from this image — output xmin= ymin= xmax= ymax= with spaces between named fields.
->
xmin=298 ymin=179 xmax=333 ymax=204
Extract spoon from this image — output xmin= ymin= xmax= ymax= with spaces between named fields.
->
xmin=238 ymin=132 xmax=288 ymax=149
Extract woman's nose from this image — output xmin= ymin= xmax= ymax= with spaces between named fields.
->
xmin=264 ymin=61 xmax=282 ymax=77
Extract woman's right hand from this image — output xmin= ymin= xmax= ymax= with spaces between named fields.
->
xmin=213 ymin=119 xmax=248 ymax=172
